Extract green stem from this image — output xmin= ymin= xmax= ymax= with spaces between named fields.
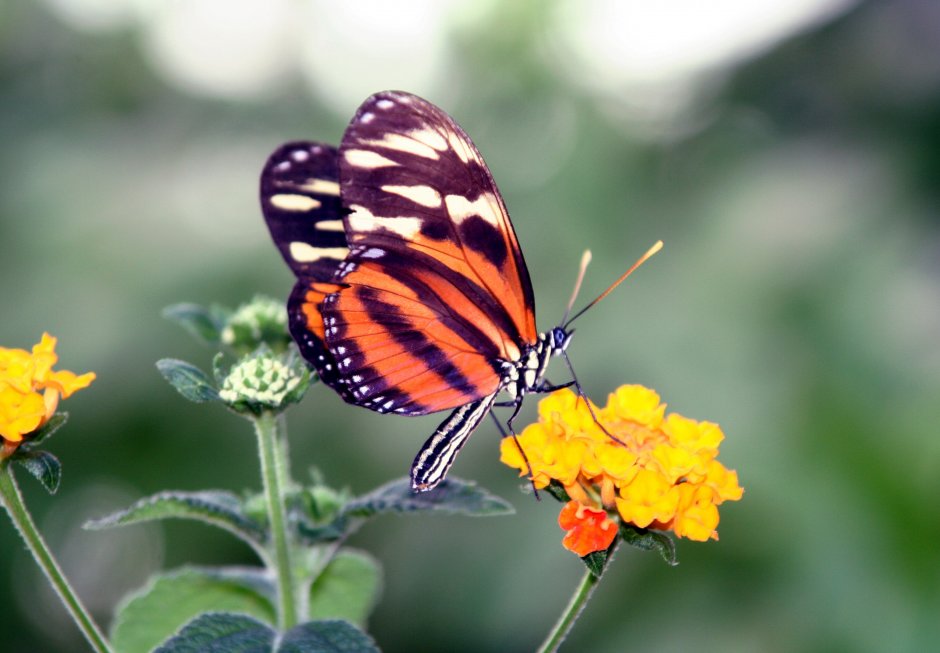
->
xmin=253 ymin=412 xmax=299 ymax=630
xmin=0 ymin=461 xmax=113 ymax=653
xmin=536 ymin=560 xmax=607 ymax=653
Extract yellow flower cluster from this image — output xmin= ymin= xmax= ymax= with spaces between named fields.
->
xmin=0 ymin=334 xmax=95 ymax=448
xmin=500 ymin=385 xmax=743 ymax=550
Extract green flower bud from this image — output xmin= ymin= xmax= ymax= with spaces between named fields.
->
xmin=220 ymin=295 xmax=290 ymax=353
xmin=219 ymin=349 xmax=308 ymax=414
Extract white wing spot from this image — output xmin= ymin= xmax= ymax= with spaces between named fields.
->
xmin=299 ymin=178 xmax=340 ymax=196
xmin=360 ymin=247 xmax=385 ymax=259
xmin=444 ymin=192 xmax=503 ymax=227
xmin=335 ymin=346 xmax=346 ymax=355
xmin=363 ymin=133 xmax=439 ymax=160
xmin=448 ymin=132 xmax=472 ymax=163
xmin=271 ymin=194 xmax=321 ymax=211
xmin=291 ymin=150 xmax=310 ymax=162
xmin=315 ymin=219 xmax=345 ymax=232
xmin=360 ymin=112 xmax=375 ymax=123
xmin=344 ymin=149 xmax=399 ymax=169
xmin=376 ymin=99 xmax=395 ymax=110
xmin=352 ymin=374 xmax=362 ymax=383
xmin=289 ymin=242 xmax=348 ymax=263
xmin=347 ymin=205 xmax=422 ymax=239
xmin=274 ymin=161 xmax=291 ymax=172
xmin=382 ymin=184 xmax=442 ymax=208
xmin=409 ymin=128 xmax=448 ymax=152
xmin=342 ymin=357 xmax=352 ymax=367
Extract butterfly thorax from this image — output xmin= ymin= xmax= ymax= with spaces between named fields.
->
xmin=501 ymin=326 xmax=572 ymax=402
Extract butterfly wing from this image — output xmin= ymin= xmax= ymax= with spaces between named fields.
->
xmin=259 ymin=141 xmax=353 ymax=399
xmin=322 ymin=91 xmax=538 ymax=416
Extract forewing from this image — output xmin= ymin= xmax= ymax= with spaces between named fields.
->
xmin=337 ymin=91 xmax=537 ymax=361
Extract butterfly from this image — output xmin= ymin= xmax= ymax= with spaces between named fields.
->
xmin=260 ymin=91 xmax=660 ymax=492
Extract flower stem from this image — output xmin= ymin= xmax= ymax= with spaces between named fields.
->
xmin=0 ymin=461 xmax=113 ymax=653
xmin=536 ymin=559 xmax=607 ymax=653
xmin=253 ymin=412 xmax=299 ymax=630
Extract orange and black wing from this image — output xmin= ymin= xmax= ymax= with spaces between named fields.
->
xmin=259 ymin=141 xmax=354 ymax=401
xmin=319 ymin=91 xmax=538 ymax=416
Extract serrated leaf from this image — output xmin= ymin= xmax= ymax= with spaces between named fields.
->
xmin=85 ymin=490 xmax=267 ymax=554
xmin=278 ymin=620 xmax=380 ymax=653
xmin=153 ymin=611 xmax=275 ymax=653
xmin=163 ymin=303 xmax=225 ymax=344
xmin=14 ymin=450 xmax=61 ymax=494
xmin=114 ymin=568 xmax=276 ymax=653
xmin=157 ymin=359 xmax=220 ymax=403
xmin=342 ymin=477 xmax=513 ymax=519
xmin=308 ymin=550 xmax=382 ymax=626
xmin=620 ymin=524 xmax=679 ymax=566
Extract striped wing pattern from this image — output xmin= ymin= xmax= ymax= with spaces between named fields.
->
xmin=259 ymin=141 xmax=352 ymax=399
xmin=262 ymin=91 xmax=543 ymax=490
xmin=323 ymin=91 xmax=537 ymax=416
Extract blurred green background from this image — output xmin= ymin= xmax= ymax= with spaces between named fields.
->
xmin=2 ymin=1 xmax=939 ymax=651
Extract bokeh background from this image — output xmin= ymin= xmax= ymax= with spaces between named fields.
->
xmin=2 ymin=1 xmax=939 ymax=651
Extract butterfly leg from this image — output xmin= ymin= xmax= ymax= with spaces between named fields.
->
xmin=491 ymin=405 xmax=541 ymax=500
xmin=532 ymin=379 xmax=576 ymax=393
xmin=411 ymin=393 xmax=498 ymax=492
xmin=559 ymin=349 xmax=627 ymax=446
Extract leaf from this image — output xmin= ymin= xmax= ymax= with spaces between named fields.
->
xmin=581 ymin=548 xmax=609 ymax=578
xmin=26 ymin=412 xmax=68 ymax=445
xmin=544 ymin=481 xmax=571 ymax=503
xmin=115 ymin=568 xmax=276 ymax=653
xmin=85 ymin=490 xmax=267 ymax=554
xmin=156 ymin=359 xmax=220 ymax=403
xmin=308 ymin=550 xmax=382 ymax=626
xmin=620 ymin=524 xmax=679 ymax=567
xmin=153 ymin=612 xmax=275 ymax=653
xmin=342 ymin=477 xmax=514 ymax=519
xmin=278 ymin=620 xmax=380 ymax=653
xmin=163 ymin=303 xmax=226 ymax=345
xmin=13 ymin=450 xmax=62 ymax=494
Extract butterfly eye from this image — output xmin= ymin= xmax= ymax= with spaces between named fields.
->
xmin=551 ymin=327 xmax=572 ymax=352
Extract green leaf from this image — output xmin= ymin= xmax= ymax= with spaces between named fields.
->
xmin=85 ymin=490 xmax=267 ymax=554
xmin=544 ymin=481 xmax=571 ymax=503
xmin=581 ymin=549 xmax=608 ymax=578
xmin=26 ymin=412 xmax=68 ymax=445
xmin=13 ymin=450 xmax=61 ymax=494
xmin=620 ymin=523 xmax=679 ymax=566
xmin=278 ymin=620 xmax=380 ymax=653
xmin=157 ymin=359 xmax=220 ymax=403
xmin=342 ymin=477 xmax=514 ymax=519
xmin=308 ymin=550 xmax=382 ymax=626
xmin=152 ymin=612 xmax=274 ymax=653
xmin=163 ymin=303 xmax=226 ymax=345
xmin=580 ymin=536 xmax=621 ymax=578
xmin=114 ymin=568 xmax=276 ymax=653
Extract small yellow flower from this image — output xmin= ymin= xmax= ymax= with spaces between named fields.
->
xmin=0 ymin=334 xmax=95 ymax=449
xmin=500 ymin=385 xmax=743 ymax=554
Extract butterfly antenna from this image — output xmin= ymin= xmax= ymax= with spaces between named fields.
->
xmin=563 ymin=240 xmax=663 ymax=328
xmin=560 ymin=250 xmax=592 ymax=327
